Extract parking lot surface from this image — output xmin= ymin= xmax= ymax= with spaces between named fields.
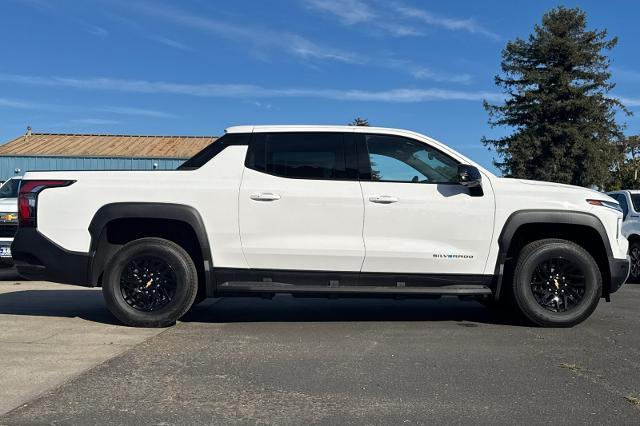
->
xmin=0 ymin=270 xmax=163 ymax=416
xmin=0 ymin=271 xmax=639 ymax=424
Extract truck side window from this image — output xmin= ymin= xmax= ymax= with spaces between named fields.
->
xmin=363 ymin=134 xmax=459 ymax=183
xmin=247 ymin=132 xmax=356 ymax=180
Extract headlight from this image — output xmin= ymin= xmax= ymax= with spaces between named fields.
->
xmin=586 ymin=199 xmax=623 ymax=213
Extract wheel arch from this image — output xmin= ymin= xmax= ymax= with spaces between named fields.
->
xmin=87 ymin=203 xmax=213 ymax=296
xmin=494 ymin=210 xmax=613 ymax=300
xmin=626 ymin=233 xmax=640 ymax=245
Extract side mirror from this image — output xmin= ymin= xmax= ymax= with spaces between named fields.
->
xmin=458 ymin=164 xmax=482 ymax=188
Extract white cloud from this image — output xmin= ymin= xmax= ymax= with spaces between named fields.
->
xmin=306 ymin=0 xmax=498 ymax=40
xmin=95 ymin=106 xmax=178 ymax=118
xmin=389 ymin=2 xmax=500 ymax=40
xmin=0 ymin=98 xmax=45 ymax=109
xmin=0 ymin=73 xmax=501 ymax=103
xmin=137 ymin=4 xmax=469 ymax=82
xmin=244 ymin=100 xmax=273 ymax=110
xmin=146 ymin=35 xmax=194 ymax=52
xmin=128 ymin=2 xmax=470 ymax=82
xmin=305 ymin=0 xmax=423 ymax=37
xmin=71 ymin=118 xmax=120 ymax=125
xmin=0 ymin=96 xmax=177 ymax=118
xmin=306 ymin=0 xmax=375 ymax=25
xmin=84 ymin=23 xmax=109 ymax=38
xmin=135 ymin=2 xmax=359 ymax=64
xmin=383 ymin=58 xmax=473 ymax=84
xmin=620 ymin=97 xmax=640 ymax=107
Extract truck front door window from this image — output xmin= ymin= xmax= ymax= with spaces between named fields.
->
xmin=365 ymin=135 xmax=459 ymax=183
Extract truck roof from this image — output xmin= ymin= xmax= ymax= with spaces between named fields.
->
xmin=225 ymin=125 xmax=415 ymax=134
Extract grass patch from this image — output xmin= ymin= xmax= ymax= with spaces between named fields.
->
xmin=625 ymin=395 xmax=640 ymax=408
xmin=559 ymin=363 xmax=582 ymax=372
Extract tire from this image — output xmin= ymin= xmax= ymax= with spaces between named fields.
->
xmin=628 ymin=241 xmax=640 ymax=283
xmin=102 ymin=237 xmax=199 ymax=327
xmin=512 ymin=239 xmax=602 ymax=328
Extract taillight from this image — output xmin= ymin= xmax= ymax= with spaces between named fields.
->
xmin=18 ymin=180 xmax=75 ymax=227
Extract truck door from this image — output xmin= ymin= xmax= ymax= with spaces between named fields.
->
xmin=357 ymin=133 xmax=495 ymax=276
xmin=239 ymin=131 xmax=365 ymax=272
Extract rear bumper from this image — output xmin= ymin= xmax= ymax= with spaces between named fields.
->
xmin=609 ymin=256 xmax=630 ymax=294
xmin=11 ymin=228 xmax=90 ymax=286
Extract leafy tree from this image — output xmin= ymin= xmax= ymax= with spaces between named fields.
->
xmin=612 ymin=135 xmax=640 ymax=189
xmin=483 ymin=7 xmax=629 ymax=188
xmin=349 ymin=117 xmax=370 ymax=126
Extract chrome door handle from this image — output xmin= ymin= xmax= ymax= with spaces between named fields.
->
xmin=369 ymin=195 xmax=398 ymax=204
xmin=250 ymin=192 xmax=281 ymax=201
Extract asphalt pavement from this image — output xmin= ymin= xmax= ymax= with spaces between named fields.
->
xmin=0 ymin=269 xmax=639 ymax=425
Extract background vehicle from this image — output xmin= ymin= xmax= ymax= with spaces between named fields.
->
xmin=12 ymin=126 xmax=629 ymax=328
xmin=606 ymin=190 xmax=640 ymax=281
xmin=0 ymin=177 xmax=21 ymax=266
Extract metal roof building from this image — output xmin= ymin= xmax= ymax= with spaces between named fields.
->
xmin=0 ymin=129 xmax=217 ymax=180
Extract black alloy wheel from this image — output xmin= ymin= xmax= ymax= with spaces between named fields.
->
xmin=512 ymin=238 xmax=602 ymax=327
xmin=529 ymin=257 xmax=585 ymax=313
xmin=102 ymin=237 xmax=198 ymax=327
xmin=120 ymin=255 xmax=178 ymax=312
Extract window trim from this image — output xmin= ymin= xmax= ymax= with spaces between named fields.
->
xmin=355 ymin=133 xmax=462 ymax=185
xmin=244 ymin=132 xmax=359 ymax=181
xmin=178 ymin=133 xmax=251 ymax=170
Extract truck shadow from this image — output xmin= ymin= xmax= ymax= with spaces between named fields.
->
xmin=182 ymin=296 xmax=528 ymax=326
xmin=0 ymin=288 xmax=122 ymax=325
xmin=0 ymin=289 xmax=528 ymax=327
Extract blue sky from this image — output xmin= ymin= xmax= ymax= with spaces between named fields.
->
xmin=1 ymin=0 xmax=640 ymax=173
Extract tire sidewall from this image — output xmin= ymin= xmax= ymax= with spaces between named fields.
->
xmin=103 ymin=239 xmax=197 ymax=327
xmin=514 ymin=243 xmax=601 ymax=327
xmin=629 ymin=242 xmax=640 ymax=282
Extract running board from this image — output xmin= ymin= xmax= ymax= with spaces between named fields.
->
xmin=218 ymin=281 xmax=492 ymax=296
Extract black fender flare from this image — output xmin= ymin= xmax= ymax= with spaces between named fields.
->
xmin=87 ymin=202 xmax=213 ymax=292
xmin=493 ymin=209 xmax=613 ymax=299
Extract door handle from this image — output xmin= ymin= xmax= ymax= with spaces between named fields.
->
xmin=250 ymin=192 xmax=281 ymax=201
xmin=369 ymin=195 xmax=398 ymax=204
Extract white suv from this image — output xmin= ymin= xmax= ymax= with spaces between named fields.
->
xmin=606 ymin=190 xmax=640 ymax=281
xmin=11 ymin=126 xmax=630 ymax=327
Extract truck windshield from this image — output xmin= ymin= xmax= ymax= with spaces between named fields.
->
xmin=631 ymin=194 xmax=640 ymax=212
xmin=0 ymin=179 xmax=21 ymax=198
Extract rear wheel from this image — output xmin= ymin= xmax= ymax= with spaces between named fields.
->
xmin=102 ymin=238 xmax=198 ymax=327
xmin=512 ymin=239 xmax=602 ymax=327
xmin=629 ymin=242 xmax=640 ymax=283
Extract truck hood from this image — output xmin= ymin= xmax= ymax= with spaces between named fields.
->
xmin=491 ymin=177 xmax=610 ymax=212
xmin=498 ymin=177 xmax=604 ymax=197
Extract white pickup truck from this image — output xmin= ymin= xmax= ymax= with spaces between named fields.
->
xmin=12 ymin=126 xmax=630 ymax=327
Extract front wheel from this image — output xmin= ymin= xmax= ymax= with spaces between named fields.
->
xmin=512 ymin=239 xmax=602 ymax=327
xmin=102 ymin=238 xmax=198 ymax=327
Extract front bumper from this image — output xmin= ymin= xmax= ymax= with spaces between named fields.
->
xmin=609 ymin=256 xmax=630 ymax=294
xmin=11 ymin=227 xmax=90 ymax=285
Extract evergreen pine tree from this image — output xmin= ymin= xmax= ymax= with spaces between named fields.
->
xmin=483 ymin=7 xmax=629 ymax=188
